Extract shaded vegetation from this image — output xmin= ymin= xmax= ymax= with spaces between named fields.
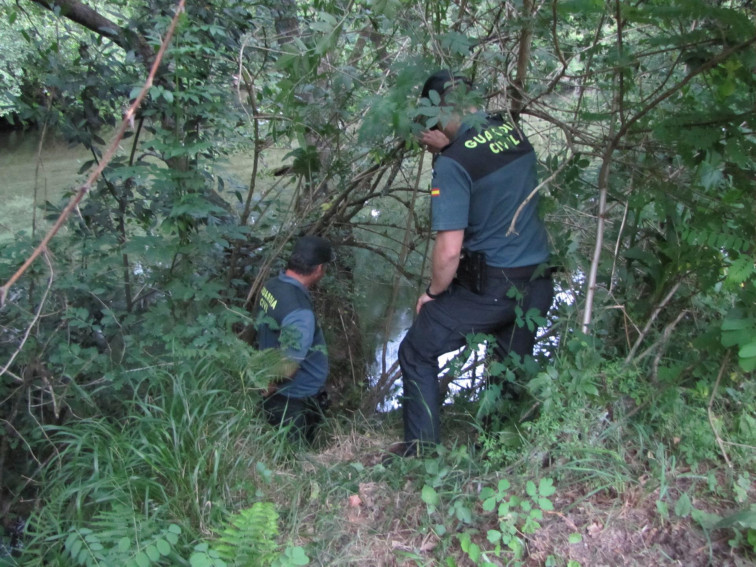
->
xmin=1 ymin=0 xmax=754 ymax=564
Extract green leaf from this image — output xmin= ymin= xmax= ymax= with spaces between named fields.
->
xmin=422 ymin=485 xmax=440 ymax=506
xmin=568 ymin=532 xmax=583 ymax=544
xmin=539 ymin=478 xmax=557 ymax=497
xmin=721 ymin=314 xmax=753 ymax=331
xmin=739 ymin=341 xmax=756 ymax=359
xmin=135 ymin=551 xmax=151 ymax=567
xmin=675 ymin=493 xmax=693 ymax=518
xmin=284 ymin=546 xmax=310 ymax=565
xmin=466 ymin=540 xmax=481 ymax=562
xmin=482 ymin=497 xmax=496 ymax=512
xmin=155 ymin=538 xmax=171 ymax=556
xmin=454 ymin=502 xmax=473 ymax=524
xmin=508 ymin=536 xmax=524 ymax=559
xmin=77 ymin=545 xmax=90 ymax=565
xmin=69 ymin=537 xmax=83 ymax=561
xmin=146 ymin=544 xmax=161 ymax=561
xmin=439 ymin=31 xmax=472 ymax=56
xmin=190 ymin=552 xmax=212 ymax=567
xmin=480 ymin=487 xmax=495 ymax=500
xmin=747 ymin=529 xmax=756 ymax=550
xmin=714 ymin=508 xmax=756 ymax=530
xmin=539 ymin=498 xmax=555 ymax=511
xmin=526 ymin=481 xmax=537 ymax=497
xmin=64 ymin=532 xmax=77 ymax=552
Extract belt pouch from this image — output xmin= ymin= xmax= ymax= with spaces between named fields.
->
xmin=458 ymin=250 xmax=487 ymax=294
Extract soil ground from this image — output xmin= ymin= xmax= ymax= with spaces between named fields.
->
xmin=303 ymin=434 xmax=755 ymax=567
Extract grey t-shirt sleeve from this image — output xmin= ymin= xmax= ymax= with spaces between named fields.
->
xmin=279 ymin=308 xmax=316 ymax=361
xmin=430 ymin=156 xmax=472 ymax=232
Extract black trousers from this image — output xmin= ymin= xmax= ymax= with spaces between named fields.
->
xmin=263 ymin=393 xmax=324 ymax=444
xmin=398 ymin=274 xmax=553 ymax=445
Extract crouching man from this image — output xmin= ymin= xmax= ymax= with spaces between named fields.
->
xmin=255 ymin=236 xmax=334 ymax=444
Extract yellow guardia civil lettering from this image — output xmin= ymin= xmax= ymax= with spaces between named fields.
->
xmin=259 ymin=287 xmax=277 ymax=312
xmin=489 ymin=134 xmax=521 ymax=154
xmin=464 ymin=122 xmax=520 ymax=153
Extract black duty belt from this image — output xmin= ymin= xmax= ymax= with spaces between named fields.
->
xmin=456 ymin=250 xmax=555 ymax=295
xmin=487 ymin=264 xmax=553 ymax=281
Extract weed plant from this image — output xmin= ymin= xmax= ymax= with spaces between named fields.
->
xmin=15 ymin=347 xmax=306 ymax=566
xmin=8 ymin=330 xmax=754 ymax=566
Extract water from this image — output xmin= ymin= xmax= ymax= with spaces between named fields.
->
xmin=0 ymin=129 xmax=91 ymax=240
xmin=0 ymin=127 xmax=414 ymax=403
xmin=1 ymin=129 xmax=552 ymax=411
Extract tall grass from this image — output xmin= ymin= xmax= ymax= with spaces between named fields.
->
xmin=11 ymin=340 xmax=753 ymax=566
xmin=17 ymin=350 xmax=288 ymax=565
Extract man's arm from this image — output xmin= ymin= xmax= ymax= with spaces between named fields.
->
xmin=266 ymin=309 xmax=316 ymax=393
xmin=416 ymin=229 xmax=465 ymax=313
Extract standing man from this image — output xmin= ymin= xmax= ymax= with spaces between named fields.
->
xmin=256 ymin=235 xmax=334 ymax=444
xmin=395 ymin=70 xmax=554 ymax=457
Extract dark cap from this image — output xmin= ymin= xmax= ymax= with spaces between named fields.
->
xmin=421 ymin=70 xmax=472 ymax=101
xmin=291 ymin=236 xmax=334 ymax=266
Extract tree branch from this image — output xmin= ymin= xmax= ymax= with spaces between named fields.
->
xmin=28 ymin=0 xmax=155 ymax=66
xmin=0 ymin=0 xmax=186 ymax=308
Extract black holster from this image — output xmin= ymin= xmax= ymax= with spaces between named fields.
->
xmin=456 ymin=250 xmax=487 ymax=294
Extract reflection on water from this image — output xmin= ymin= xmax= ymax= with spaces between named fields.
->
xmin=356 ymin=273 xmax=489 ymax=413
xmin=0 ymin=128 xmax=281 ymax=241
xmin=360 ymin=277 xmax=572 ymax=413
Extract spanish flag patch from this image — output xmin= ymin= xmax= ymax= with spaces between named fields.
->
xmin=431 ymin=187 xmax=441 ymax=197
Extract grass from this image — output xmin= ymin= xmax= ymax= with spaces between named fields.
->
xmin=8 ymin=351 xmax=755 ymax=567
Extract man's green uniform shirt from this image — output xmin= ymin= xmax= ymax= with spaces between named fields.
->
xmin=256 ymin=273 xmax=328 ymax=398
xmin=430 ymin=111 xmax=550 ymax=268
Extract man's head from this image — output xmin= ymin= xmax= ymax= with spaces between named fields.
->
xmin=421 ymin=70 xmax=472 ymax=103
xmin=287 ymin=236 xmax=334 ymax=284
xmin=420 ymin=70 xmax=475 ymax=137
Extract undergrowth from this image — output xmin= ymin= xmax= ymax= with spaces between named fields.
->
xmin=4 ymin=337 xmax=754 ymax=566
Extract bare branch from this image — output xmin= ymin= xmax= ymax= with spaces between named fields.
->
xmin=0 ymin=0 xmax=186 ymax=308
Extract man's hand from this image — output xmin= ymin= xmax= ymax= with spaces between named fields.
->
xmin=420 ymin=130 xmax=450 ymax=154
xmin=264 ymin=382 xmax=279 ymax=397
xmin=415 ymin=230 xmax=464 ymax=314
xmin=416 ymin=292 xmax=435 ymax=314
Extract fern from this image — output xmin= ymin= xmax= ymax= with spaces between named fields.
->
xmin=726 ymin=256 xmax=755 ymax=287
xmin=62 ymin=505 xmax=182 ymax=567
xmin=680 ymin=226 xmax=749 ymax=252
xmin=214 ymin=503 xmax=280 ymax=565
xmin=191 ymin=503 xmax=309 ymax=567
